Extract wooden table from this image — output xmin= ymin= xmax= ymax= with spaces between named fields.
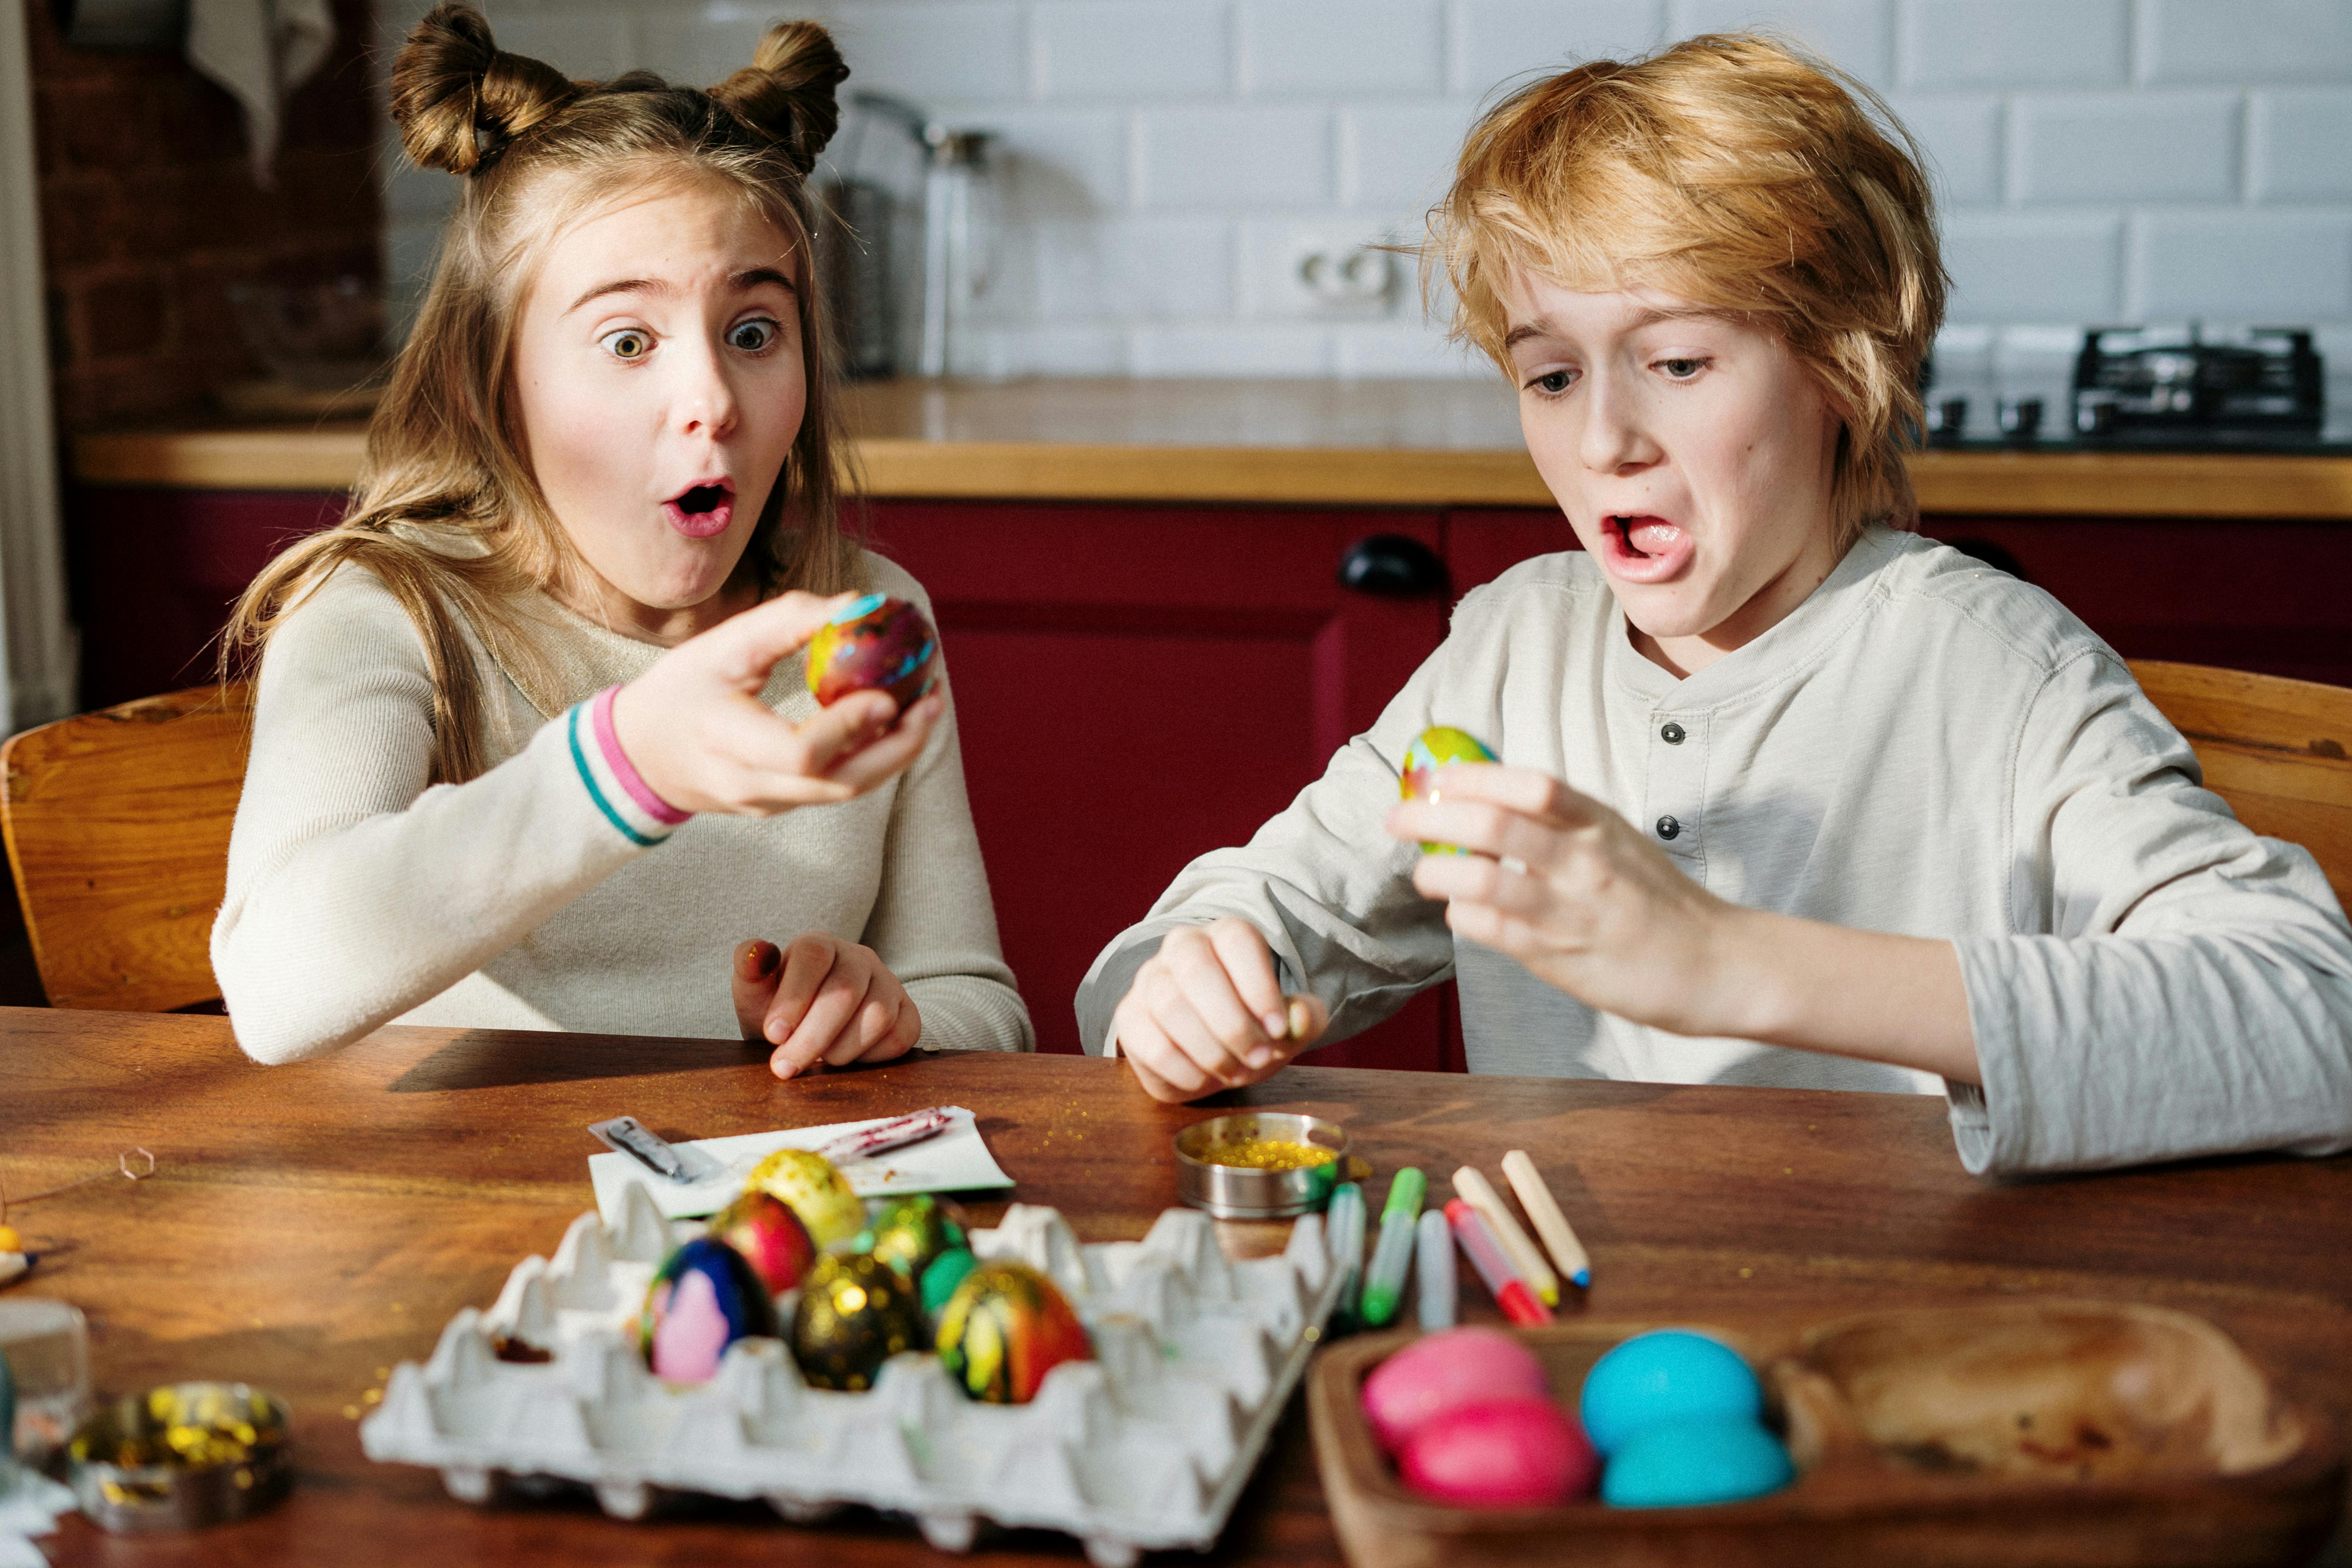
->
xmin=8 ymin=1007 xmax=2351 ymax=1565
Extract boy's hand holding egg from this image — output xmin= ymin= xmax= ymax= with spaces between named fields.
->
xmin=1111 ymin=917 xmax=1328 ymax=1103
xmin=610 ymin=590 xmax=944 ymax=819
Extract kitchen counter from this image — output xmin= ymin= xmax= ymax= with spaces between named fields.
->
xmin=69 ymin=377 xmax=2352 ymax=517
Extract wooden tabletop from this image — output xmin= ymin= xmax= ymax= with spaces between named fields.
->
xmin=8 ymin=1007 xmax=2352 ymax=1565
xmin=66 ymin=378 xmax=2352 ymax=517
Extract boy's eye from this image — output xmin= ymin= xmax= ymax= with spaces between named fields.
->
xmin=1528 ymin=369 xmax=1574 ymax=395
xmin=728 ymin=318 xmax=779 ymax=353
xmin=600 ymin=328 xmax=651 ymax=361
xmin=1657 ymin=357 xmax=1707 ymax=379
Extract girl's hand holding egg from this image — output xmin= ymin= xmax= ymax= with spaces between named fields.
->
xmin=610 ymin=590 xmax=944 ymax=818
xmin=732 ymin=932 xmax=923 ymax=1079
xmin=1110 ymin=917 xmax=1328 ymax=1103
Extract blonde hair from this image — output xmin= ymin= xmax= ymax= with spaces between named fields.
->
xmin=1429 ymin=33 xmax=1947 ymax=547
xmin=225 ymin=3 xmax=862 ymax=785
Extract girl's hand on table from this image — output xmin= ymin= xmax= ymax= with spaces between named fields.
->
xmin=612 ymin=591 xmax=945 ymax=817
xmin=1110 ymin=917 xmax=1328 ymax=1103
xmin=1386 ymin=763 xmax=1980 ymax=1082
xmin=733 ymin=934 xmax=923 ymax=1079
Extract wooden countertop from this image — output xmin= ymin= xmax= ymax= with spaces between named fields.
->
xmin=69 ymin=378 xmax=2352 ymax=518
xmin=13 ymin=1009 xmax=2352 ymax=1565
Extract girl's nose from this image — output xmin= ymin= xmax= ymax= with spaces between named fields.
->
xmin=673 ymin=340 xmax=741 ymax=441
xmin=1578 ymin=370 xmax=1662 ymax=475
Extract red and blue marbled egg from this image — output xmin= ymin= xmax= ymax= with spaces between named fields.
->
xmin=807 ymin=594 xmax=938 ymax=710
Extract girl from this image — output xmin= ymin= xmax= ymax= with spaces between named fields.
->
xmin=212 ymin=6 xmax=1033 ymax=1070
xmin=1078 ymin=35 xmax=2352 ymax=1174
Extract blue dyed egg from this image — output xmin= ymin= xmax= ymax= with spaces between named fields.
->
xmin=1579 ymin=1330 xmax=1761 ymax=1456
xmin=1600 ymin=1416 xmax=1794 ymax=1507
xmin=639 ymin=1238 xmax=778 ymax=1384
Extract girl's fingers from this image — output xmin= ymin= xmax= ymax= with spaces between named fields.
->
xmin=823 ymin=695 xmax=943 ymax=789
xmin=695 ymin=591 xmax=860 ymax=689
xmin=827 ymin=994 xmax=898 ymax=1065
xmin=731 ymin=938 xmax=783 ymax=1041
xmin=1204 ymin=919 xmax=1289 ymax=1037
xmin=763 ymin=935 xmax=839 ymax=1045
xmin=718 ymin=690 xmax=897 ymax=780
xmin=777 ymin=967 xmax=872 ymax=1073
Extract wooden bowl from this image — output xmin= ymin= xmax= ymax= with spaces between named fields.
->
xmin=1307 ymin=1301 xmax=2344 ymax=1568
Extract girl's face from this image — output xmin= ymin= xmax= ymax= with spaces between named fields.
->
xmin=1501 ymin=274 xmax=1845 ymax=677
xmin=513 ymin=176 xmax=806 ymax=643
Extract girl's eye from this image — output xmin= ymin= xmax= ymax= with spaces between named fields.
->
xmin=728 ymin=318 xmax=779 ymax=353
xmin=1657 ymin=357 xmax=1707 ymax=380
xmin=601 ymin=328 xmax=651 ymax=361
xmin=1527 ymin=369 xmax=1575 ymax=396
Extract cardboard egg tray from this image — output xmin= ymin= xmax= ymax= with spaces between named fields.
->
xmin=360 ymin=1184 xmax=1345 ymax=1567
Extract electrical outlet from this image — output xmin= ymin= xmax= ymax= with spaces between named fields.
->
xmin=1265 ymin=227 xmax=1400 ymax=318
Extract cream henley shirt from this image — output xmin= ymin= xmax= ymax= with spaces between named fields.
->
xmin=1075 ymin=528 xmax=2352 ymax=1175
xmin=213 ymin=549 xmax=1033 ymax=1065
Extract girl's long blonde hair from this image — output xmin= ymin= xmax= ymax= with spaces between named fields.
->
xmin=225 ymin=3 xmax=863 ymax=784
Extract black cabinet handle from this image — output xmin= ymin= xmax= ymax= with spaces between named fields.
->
xmin=1337 ymin=534 xmax=1448 ymax=599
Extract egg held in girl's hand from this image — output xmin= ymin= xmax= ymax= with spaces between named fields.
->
xmin=807 ymin=593 xmax=938 ymax=710
xmin=639 ymin=1237 xmax=778 ymax=1383
xmin=1361 ymin=1326 xmax=1552 ymax=1452
xmin=1398 ymin=1396 xmax=1600 ymax=1507
xmin=1400 ymin=727 xmax=1497 ymax=855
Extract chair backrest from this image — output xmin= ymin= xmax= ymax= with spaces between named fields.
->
xmin=2128 ymin=660 xmax=2352 ymax=907
xmin=0 ymin=684 xmax=251 ymax=1010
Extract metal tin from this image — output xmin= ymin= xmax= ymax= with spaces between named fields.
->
xmin=68 ymin=1382 xmax=292 ymax=1531
xmin=1174 ymin=1113 xmax=1348 ymax=1219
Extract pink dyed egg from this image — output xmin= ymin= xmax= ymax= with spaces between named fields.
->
xmin=1361 ymin=1326 xmax=1552 ymax=1454
xmin=1398 ymin=1397 xmax=1599 ymax=1507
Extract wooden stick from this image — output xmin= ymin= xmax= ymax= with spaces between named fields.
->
xmin=1451 ymin=1165 xmax=1559 ymax=1307
xmin=1502 ymin=1149 xmax=1592 ymax=1289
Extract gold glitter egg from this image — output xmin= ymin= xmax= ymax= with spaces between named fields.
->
xmin=744 ymin=1148 xmax=866 ymax=1249
xmin=790 ymin=1252 xmax=926 ymax=1391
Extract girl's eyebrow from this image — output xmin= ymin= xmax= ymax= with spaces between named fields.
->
xmin=564 ymin=267 xmax=798 ymax=316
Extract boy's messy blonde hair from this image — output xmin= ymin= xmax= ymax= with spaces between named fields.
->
xmin=226 ymin=4 xmax=861 ymax=785
xmin=1431 ymin=33 xmax=1947 ymax=548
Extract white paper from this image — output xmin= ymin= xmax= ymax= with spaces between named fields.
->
xmin=589 ymin=1106 xmax=1012 ymax=1225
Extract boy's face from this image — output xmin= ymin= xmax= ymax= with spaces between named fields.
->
xmin=1501 ymin=274 xmax=1845 ymax=674
xmin=512 ymin=177 xmax=806 ymax=642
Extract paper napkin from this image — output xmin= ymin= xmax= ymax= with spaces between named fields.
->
xmin=589 ymin=1106 xmax=1012 ymax=1225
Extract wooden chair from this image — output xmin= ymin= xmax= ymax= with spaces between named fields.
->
xmin=2129 ymin=661 xmax=2352 ymax=907
xmin=0 ymin=684 xmax=251 ymax=1010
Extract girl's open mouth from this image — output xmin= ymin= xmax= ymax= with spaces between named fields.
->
xmin=1598 ymin=513 xmax=1695 ymax=584
xmin=662 ymin=480 xmax=734 ymax=539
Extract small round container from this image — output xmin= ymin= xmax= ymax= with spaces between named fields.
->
xmin=1175 ymin=1113 xmax=1349 ymax=1219
xmin=68 ymin=1382 xmax=292 ymax=1531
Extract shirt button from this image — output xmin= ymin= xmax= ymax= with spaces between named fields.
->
xmin=1660 ymin=722 xmax=1686 ymax=745
xmin=1656 ymin=815 xmax=1681 ymax=840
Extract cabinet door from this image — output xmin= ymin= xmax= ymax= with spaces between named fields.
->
xmin=1448 ymin=507 xmax=1581 ymax=599
xmin=867 ymin=501 xmax=1457 ymax=1068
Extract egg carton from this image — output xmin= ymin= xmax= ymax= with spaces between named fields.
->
xmin=360 ymin=1185 xmax=1343 ymax=1567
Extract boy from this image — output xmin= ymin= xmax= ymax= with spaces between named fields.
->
xmin=1074 ymin=35 xmax=2352 ymax=1174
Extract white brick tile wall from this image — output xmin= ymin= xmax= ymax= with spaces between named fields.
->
xmin=2250 ymin=89 xmax=2352 ymax=202
xmin=2131 ymin=210 xmax=2352 ymax=320
xmin=1241 ymin=0 xmax=1444 ymax=96
xmin=379 ymin=0 xmax=2352 ymax=380
xmin=1035 ymin=3 xmax=1230 ymax=100
xmin=1898 ymin=0 xmax=2127 ymax=91
xmin=2010 ymin=91 xmax=2239 ymax=205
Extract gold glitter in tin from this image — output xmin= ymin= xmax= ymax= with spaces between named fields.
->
xmin=1192 ymin=1137 xmax=1337 ymax=1171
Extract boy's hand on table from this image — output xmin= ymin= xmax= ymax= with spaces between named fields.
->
xmin=733 ymin=934 xmax=922 ymax=1079
xmin=1110 ymin=918 xmax=1328 ymax=1103
xmin=1386 ymin=764 xmax=1979 ymax=1082
xmin=613 ymin=591 xmax=945 ymax=817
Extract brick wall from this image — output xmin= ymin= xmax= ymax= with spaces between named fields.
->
xmin=30 ymin=0 xmax=382 ymax=431
xmin=379 ymin=0 xmax=2352 ymax=412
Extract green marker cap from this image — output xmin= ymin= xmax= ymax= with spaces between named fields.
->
xmin=1382 ymin=1167 xmax=1426 ymax=1223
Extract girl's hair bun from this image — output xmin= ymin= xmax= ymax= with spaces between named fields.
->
xmin=708 ymin=21 xmax=849 ymax=178
xmin=391 ymin=3 xmax=583 ymax=175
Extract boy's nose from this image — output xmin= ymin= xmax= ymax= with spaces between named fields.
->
xmin=1578 ymin=374 xmax=1661 ymax=475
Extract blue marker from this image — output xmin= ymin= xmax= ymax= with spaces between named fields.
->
xmin=1415 ymin=1207 xmax=1456 ymax=1329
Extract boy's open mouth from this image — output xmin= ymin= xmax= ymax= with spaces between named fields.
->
xmin=1600 ymin=513 xmax=1695 ymax=583
xmin=662 ymin=479 xmax=735 ymax=540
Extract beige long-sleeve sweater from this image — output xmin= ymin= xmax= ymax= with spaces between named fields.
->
xmin=213 ymin=548 xmax=1033 ymax=1065
xmin=1075 ymin=528 xmax=2352 ymax=1176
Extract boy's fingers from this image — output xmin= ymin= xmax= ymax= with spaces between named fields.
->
xmin=732 ymin=938 xmax=782 ymax=1040
xmin=1205 ymin=919 xmax=1288 ymax=1036
xmin=1429 ymin=763 xmax=1600 ymax=826
xmin=1162 ymin=935 xmax=1269 ymax=1058
xmin=1116 ymin=1013 xmax=1209 ymax=1100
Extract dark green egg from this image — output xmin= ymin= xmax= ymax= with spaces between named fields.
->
xmin=920 ymin=1246 xmax=979 ymax=1316
xmin=789 ymin=1252 xmax=927 ymax=1391
xmin=864 ymin=1193 xmax=968 ymax=1284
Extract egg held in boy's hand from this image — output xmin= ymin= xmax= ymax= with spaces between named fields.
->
xmin=807 ymin=593 xmax=938 ymax=710
xmin=1600 ymin=1415 xmax=1794 ymax=1507
xmin=1361 ymin=1326 xmax=1552 ymax=1452
xmin=639 ymin=1237 xmax=778 ymax=1383
xmin=1578 ymin=1329 xmax=1763 ymax=1457
xmin=1400 ymin=726 xmax=1497 ymax=855
xmin=1398 ymin=1396 xmax=1600 ymax=1506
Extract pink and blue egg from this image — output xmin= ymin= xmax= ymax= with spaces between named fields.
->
xmin=639 ymin=1237 xmax=779 ymax=1385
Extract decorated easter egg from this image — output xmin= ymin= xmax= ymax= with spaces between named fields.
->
xmin=1400 ymin=726 xmax=1497 ymax=855
xmin=1361 ymin=1326 xmax=1554 ymax=1454
xmin=920 ymin=1246 xmax=979 ymax=1317
xmin=807 ymin=593 xmax=939 ymax=710
xmin=745 ymin=1148 xmax=867 ymax=1251
xmin=709 ymin=1189 xmax=817 ymax=1296
xmin=863 ymin=1194 xmax=967 ymax=1284
xmin=789 ymin=1251 xmax=927 ymax=1391
xmin=1398 ymin=1396 xmax=1599 ymax=1507
xmin=1579 ymin=1330 xmax=1763 ymax=1457
xmin=639 ymin=1237 xmax=778 ymax=1384
xmin=1600 ymin=1415 xmax=1794 ymax=1507
xmin=935 ymin=1260 xmax=1092 ymax=1404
